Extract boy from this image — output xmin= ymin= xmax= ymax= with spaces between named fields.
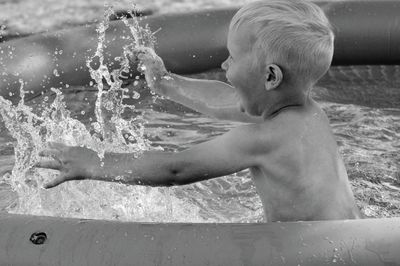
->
xmin=36 ymin=0 xmax=362 ymax=222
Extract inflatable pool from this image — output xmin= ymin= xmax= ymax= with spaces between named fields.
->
xmin=0 ymin=213 xmax=399 ymax=266
xmin=0 ymin=1 xmax=400 ymax=265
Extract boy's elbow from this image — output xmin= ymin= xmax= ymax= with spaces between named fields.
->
xmin=145 ymin=166 xmax=187 ymax=187
xmin=166 ymin=168 xmax=190 ymax=186
xmin=152 ymin=156 xmax=203 ymax=186
xmin=165 ymin=165 xmax=200 ymax=186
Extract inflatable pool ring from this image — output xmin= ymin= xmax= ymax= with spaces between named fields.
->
xmin=0 ymin=0 xmax=400 ymax=100
xmin=0 ymin=1 xmax=400 ymax=265
xmin=0 ymin=213 xmax=399 ymax=265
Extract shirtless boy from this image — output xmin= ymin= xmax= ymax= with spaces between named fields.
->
xmin=36 ymin=0 xmax=362 ymax=222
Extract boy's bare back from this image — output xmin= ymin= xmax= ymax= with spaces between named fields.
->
xmin=247 ymin=100 xmax=361 ymax=221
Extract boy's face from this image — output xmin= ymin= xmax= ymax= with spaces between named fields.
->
xmin=221 ymin=25 xmax=266 ymax=116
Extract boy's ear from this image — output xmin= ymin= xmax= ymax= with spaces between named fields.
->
xmin=264 ymin=64 xmax=283 ymax=91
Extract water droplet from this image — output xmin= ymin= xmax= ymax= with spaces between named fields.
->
xmin=53 ymin=69 xmax=60 ymax=77
xmin=132 ymin=91 xmax=140 ymax=99
xmin=161 ymin=75 xmax=172 ymax=81
xmin=114 ymin=176 xmax=124 ymax=181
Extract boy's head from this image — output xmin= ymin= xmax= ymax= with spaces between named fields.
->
xmin=224 ymin=0 xmax=334 ymax=89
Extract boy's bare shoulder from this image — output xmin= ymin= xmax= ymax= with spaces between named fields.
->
xmin=257 ymin=102 xmax=330 ymax=139
xmin=225 ymin=101 xmax=330 ymax=150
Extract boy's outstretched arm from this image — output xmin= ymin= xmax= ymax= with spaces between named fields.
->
xmin=136 ymin=48 xmax=262 ymax=123
xmin=35 ymin=124 xmax=264 ymax=188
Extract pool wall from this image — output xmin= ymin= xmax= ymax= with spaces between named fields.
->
xmin=0 ymin=213 xmax=399 ymax=265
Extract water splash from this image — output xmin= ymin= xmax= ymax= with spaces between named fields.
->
xmin=85 ymin=5 xmax=154 ymax=158
xmin=0 ymin=5 xmax=203 ymax=222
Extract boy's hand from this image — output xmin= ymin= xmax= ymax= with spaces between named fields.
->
xmin=133 ymin=47 xmax=169 ymax=93
xmin=35 ymin=142 xmax=101 ymax=189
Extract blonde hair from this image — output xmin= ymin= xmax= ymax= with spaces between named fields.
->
xmin=230 ymin=0 xmax=334 ymax=84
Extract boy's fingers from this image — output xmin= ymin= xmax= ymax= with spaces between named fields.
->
xmin=34 ymin=160 xmax=61 ymax=170
xmin=137 ymin=63 xmax=148 ymax=73
xmin=38 ymin=149 xmax=61 ymax=158
xmin=137 ymin=54 xmax=152 ymax=63
xmin=137 ymin=53 xmax=145 ymax=59
xmin=133 ymin=48 xmax=149 ymax=57
xmin=44 ymin=174 xmax=67 ymax=189
xmin=134 ymin=46 xmax=151 ymax=53
xmin=48 ymin=142 xmax=67 ymax=150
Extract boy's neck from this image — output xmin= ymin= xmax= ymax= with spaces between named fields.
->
xmin=262 ymin=84 xmax=311 ymax=119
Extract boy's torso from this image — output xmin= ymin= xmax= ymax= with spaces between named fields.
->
xmin=249 ymin=100 xmax=361 ymax=222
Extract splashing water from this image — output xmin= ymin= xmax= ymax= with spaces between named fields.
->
xmin=0 ymin=6 xmax=205 ymax=222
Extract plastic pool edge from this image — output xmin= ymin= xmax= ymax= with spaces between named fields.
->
xmin=0 ymin=213 xmax=399 ymax=265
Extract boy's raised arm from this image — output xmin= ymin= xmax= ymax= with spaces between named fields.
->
xmin=157 ymin=74 xmax=262 ymax=123
xmin=35 ymin=125 xmax=263 ymax=189
xmin=136 ymin=48 xmax=262 ymax=123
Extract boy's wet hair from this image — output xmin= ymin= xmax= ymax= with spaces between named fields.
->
xmin=230 ymin=0 xmax=334 ymax=85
